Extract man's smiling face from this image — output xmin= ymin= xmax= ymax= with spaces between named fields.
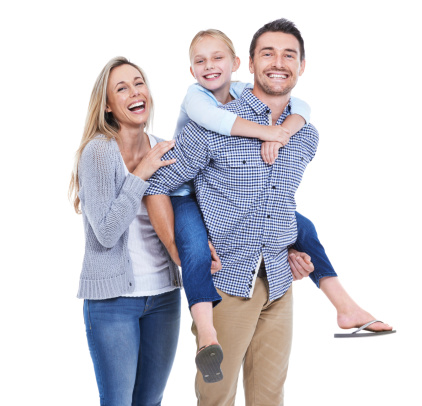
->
xmin=249 ymin=31 xmax=305 ymax=97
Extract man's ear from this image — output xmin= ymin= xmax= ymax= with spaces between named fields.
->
xmin=249 ymin=56 xmax=254 ymax=74
xmin=299 ymin=59 xmax=306 ymax=76
xmin=190 ymin=66 xmax=196 ymax=79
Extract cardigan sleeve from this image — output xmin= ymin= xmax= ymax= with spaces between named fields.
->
xmin=78 ymin=138 xmax=149 ymax=248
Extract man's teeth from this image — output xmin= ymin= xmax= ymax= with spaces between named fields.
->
xmin=205 ymin=74 xmax=220 ymax=79
xmin=129 ymin=101 xmax=145 ymax=109
xmin=269 ymin=74 xmax=287 ymax=78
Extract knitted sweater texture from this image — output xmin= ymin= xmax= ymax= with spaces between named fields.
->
xmin=77 ymin=135 xmax=182 ymax=299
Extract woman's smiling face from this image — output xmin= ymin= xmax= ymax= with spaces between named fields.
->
xmin=106 ymin=64 xmax=150 ymax=129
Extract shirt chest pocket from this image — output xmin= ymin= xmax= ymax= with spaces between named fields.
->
xmin=279 ymin=148 xmax=310 ymax=193
xmin=218 ymin=154 xmax=269 ymax=197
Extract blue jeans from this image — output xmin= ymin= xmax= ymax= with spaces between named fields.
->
xmin=83 ymin=289 xmax=181 ymax=406
xmin=170 ymin=195 xmax=222 ymax=308
xmin=292 ymin=211 xmax=338 ymax=287
xmin=171 ymin=194 xmax=337 ymax=297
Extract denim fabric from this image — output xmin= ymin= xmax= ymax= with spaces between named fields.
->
xmin=83 ymin=289 xmax=181 ymax=406
xmin=170 ymin=195 xmax=222 ymax=308
xmin=146 ymin=89 xmax=318 ymax=300
xmin=293 ymin=212 xmax=338 ymax=287
xmin=169 ymin=197 xmax=337 ymax=297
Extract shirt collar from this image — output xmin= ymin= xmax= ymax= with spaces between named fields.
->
xmin=241 ymin=88 xmax=292 ymax=120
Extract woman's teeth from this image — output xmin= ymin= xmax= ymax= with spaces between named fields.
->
xmin=128 ymin=101 xmax=145 ymax=111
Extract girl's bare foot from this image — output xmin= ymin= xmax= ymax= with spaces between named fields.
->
xmin=320 ymin=276 xmax=393 ymax=331
xmin=337 ymin=307 xmax=393 ymax=331
xmin=197 ymin=326 xmax=219 ymax=351
xmin=191 ymin=302 xmax=220 ymax=349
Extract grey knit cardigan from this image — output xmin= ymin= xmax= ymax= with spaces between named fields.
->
xmin=77 ymin=135 xmax=182 ymax=300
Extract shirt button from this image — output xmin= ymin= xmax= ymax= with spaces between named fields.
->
xmin=262 ymin=244 xmax=266 ymax=248
xmin=242 ymin=160 xmax=246 ymax=164
xmin=301 ymin=157 xmax=304 ymax=161
xmin=267 ymin=215 xmax=271 ymax=218
xmin=252 ymin=270 xmax=256 ymax=274
xmin=272 ymin=186 xmax=276 ymax=189
xmin=249 ymin=284 xmax=252 ymax=288
xmin=129 ymin=283 xmax=132 ymax=287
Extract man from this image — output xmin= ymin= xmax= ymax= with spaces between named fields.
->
xmin=147 ymin=19 xmax=317 ymax=405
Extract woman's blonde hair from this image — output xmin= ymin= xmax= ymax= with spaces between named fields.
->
xmin=69 ymin=56 xmax=154 ymax=213
xmin=189 ymin=29 xmax=236 ymax=62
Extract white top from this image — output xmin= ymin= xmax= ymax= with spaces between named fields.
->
xmin=121 ymin=134 xmax=177 ymax=297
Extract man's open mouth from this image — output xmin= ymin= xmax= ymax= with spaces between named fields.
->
xmin=267 ymin=73 xmax=288 ymax=79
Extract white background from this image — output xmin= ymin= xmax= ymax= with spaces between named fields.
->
xmin=1 ymin=0 xmax=421 ymax=405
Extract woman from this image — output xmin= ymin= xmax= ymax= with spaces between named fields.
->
xmin=69 ymin=56 xmax=181 ymax=406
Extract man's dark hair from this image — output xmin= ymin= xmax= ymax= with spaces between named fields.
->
xmin=249 ymin=18 xmax=305 ymax=62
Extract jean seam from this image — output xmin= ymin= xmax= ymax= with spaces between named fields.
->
xmin=86 ymin=302 xmax=105 ymax=400
xmin=86 ymin=300 xmax=92 ymax=330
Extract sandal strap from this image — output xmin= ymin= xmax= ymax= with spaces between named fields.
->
xmin=353 ymin=320 xmax=382 ymax=334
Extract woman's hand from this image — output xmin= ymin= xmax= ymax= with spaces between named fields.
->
xmin=209 ymin=241 xmax=222 ymax=274
xmin=133 ymin=140 xmax=176 ymax=180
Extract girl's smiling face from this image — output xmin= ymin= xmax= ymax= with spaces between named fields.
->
xmin=190 ymin=35 xmax=240 ymax=101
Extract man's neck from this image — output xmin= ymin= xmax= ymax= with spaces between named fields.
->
xmin=252 ymin=88 xmax=290 ymax=125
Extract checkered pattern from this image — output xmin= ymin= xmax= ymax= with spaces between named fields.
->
xmin=147 ymin=89 xmax=319 ymax=300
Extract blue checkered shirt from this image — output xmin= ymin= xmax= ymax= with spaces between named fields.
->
xmin=146 ymin=89 xmax=319 ymax=300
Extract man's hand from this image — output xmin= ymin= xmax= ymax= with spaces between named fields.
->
xmin=209 ymin=241 xmax=222 ymax=274
xmin=288 ymin=248 xmax=314 ymax=280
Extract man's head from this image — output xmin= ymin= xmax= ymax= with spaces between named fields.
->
xmin=249 ymin=19 xmax=306 ymax=98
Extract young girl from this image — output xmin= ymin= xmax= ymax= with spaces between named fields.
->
xmin=145 ymin=29 xmax=394 ymax=382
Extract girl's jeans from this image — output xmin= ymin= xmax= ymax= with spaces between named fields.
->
xmin=171 ymin=194 xmax=338 ymax=309
xmin=171 ymin=195 xmax=222 ymax=308
xmin=83 ymin=289 xmax=181 ymax=406
xmin=292 ymin=211 xmax=338 ymax=287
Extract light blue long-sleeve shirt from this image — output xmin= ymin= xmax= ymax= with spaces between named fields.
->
xmin=171 ymin=82 xmax=311 ymax=196
xmin=146 ymin=89 xmax=319 ymax=299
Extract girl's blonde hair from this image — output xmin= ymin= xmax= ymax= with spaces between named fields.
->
xmin=69 ymin=56 xmax=154 ymax=213
xmin=189 ymin=29 xmax=236 ymax=62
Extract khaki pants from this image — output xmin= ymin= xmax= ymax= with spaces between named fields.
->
xmin=192 ymin=278 xmax=293 ymax=406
